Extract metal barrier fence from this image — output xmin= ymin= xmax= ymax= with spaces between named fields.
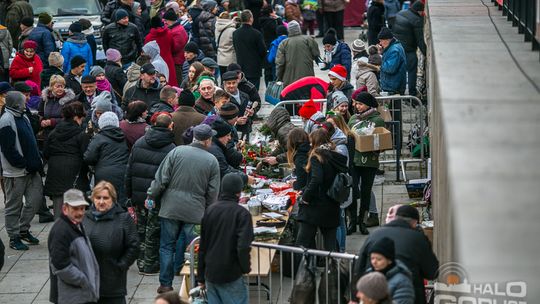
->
xmin=273 ymin=95 xmax=428 ymax=181
xmin=496 ymin=0 xmax=539 ymax=52
xmin=186 ymin=237 xmax=359 ymax=303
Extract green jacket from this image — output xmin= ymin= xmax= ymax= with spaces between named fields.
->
xmin=348 ymin=111 xmax=385 ymax=168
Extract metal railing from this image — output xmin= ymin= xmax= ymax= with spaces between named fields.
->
xmin=496 ymin=0 xmax=539 ymax=51
xmin=274 ymin=99 xmax=328 ymax=118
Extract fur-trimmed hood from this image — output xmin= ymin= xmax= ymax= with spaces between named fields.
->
xmin=41 ymin=87 xmax=76 ymax=106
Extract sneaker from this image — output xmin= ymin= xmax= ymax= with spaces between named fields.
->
xmin=9 ymin=237 xmax=29 ymax=251
xmin=20 ymin=231 xmax=40 ymax=245
xmin=157 ymin=285 xmax=173 ymax=294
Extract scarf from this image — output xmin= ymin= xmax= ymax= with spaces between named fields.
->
xmin=150 ymin=0 xmax=163 ymax=18
xmin=96 ymin=79 xmax=112 ymax=92
xmin=324 ymin=43 xmax=338 ymax=64
xmin=358 ymin=107 xmax=377 ymax=119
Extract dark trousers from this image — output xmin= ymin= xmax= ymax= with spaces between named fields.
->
xmin=295 ymin=221 xmax=337 ymax=252
xmin=302 ymin=19 xmax=316 ymax=35
xmin=97 ymin=297 xmax=126 ymax=304
xmin=406 ymin=51 xmax=418 ymax=96
xmin=352 ymin=166 xmax=377 ymax=218
xmin=175 ymin=64 xmax=183 ymax=87
xmin=316 ymin=10 xmax=325 ymax=36
xmin=324 ymin=10 xmax=344 ymax=40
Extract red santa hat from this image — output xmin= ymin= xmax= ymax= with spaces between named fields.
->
xmin=298 ymin=99 xmax=318 ymax=120
xmin=328 ymin=64 xmax=347 ymax=81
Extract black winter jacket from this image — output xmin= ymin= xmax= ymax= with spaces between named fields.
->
xmin=40 ymin=66 xmax=64 ymax=89
xmin=292 ymin=142 xmax=310 ymax=191
xmin=101 ymin=0 xmax=136 ymax=25
xmin=207 ymin=138 xmax=247 ymax=184
xmin=83 ymin=204 xmax=139 ymax=298
xmin=229 ymin=90 xmax=252 ymax=134
xmin=298 ymin=149 xmax=348 ymax=228
xmin=197 ymin=194 xmax=254 ymax=284
xmin=125 ymin=126 xmax=175 ymax=207
xmin=232 ymin=24 xmax=267 ymax=78
xmin=102 ymin=22 xmax=142 ymax=64
xmin=65 ymin=72 xmax=82 ymax=96
xmin=197 ymin=11 xmax=217 ymax=59
xmin=367 ymin=2 xmax=385 ymax=45
xmin=84 ymin=126 xmax=129 ymax=205
xmin=122 ymin=79 xmax=163 ymax=110
xmin=238 ymin=77 xmax=261 ymax=112
xmin=148 ymin=100 xmax=174 ymax=117
xmin=104 ymin=60 xmax=127 ymax=102
xmin=393 ymin=8 xmax=426 ymax=54
xmin=44 ymin=119 xmax=90 ymax=196
xmin=259 ymin=15 xmax=283 ymax=51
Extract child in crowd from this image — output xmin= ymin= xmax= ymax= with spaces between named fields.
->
xmin=301 ymin=0 xmax=318 ymax=35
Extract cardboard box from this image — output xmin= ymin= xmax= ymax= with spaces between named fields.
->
xmin=354 ymin=127 xmax=393 ymax=152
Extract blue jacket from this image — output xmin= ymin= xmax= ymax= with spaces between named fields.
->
xmin=366 ymin=260 xmax=415 ymax=304
xmin=27 ymin=23 xmax=56 ymax=66
xmin=267 ymin=35 xmax=287 ymax=64
xmin=380 ymin=38 xmax=407 ymax=94
xmin=61 ymin=33 xmax=93 ymax=76
xmin=326 ymin=41 xmax=352 ymax=80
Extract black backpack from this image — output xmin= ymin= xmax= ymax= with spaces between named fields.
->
xmin=326 ymin=172 xmax=352 ymax=203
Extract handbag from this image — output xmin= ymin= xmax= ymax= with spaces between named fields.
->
xmin=326 ymin=172 xmax=353 ymax=203
xmin=265 ymin=81 xmax=284 ymax=105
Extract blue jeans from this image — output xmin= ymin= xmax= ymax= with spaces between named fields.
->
xmin=159 ymin=218 xmax=185 ymax=287
xmin=206 ymin=277 xmax=248 ymax=304
xmin=336 ymin=209 xmax=346 ymax=252
xmin=174 ymin=224 xmax=197 ymax=273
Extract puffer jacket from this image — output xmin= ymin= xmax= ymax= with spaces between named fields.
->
xmin=102 ymin=22 xmax=142 ymax=64
xmin=384 ymin=0 xmax=401 ymax=21
xmin=380 ymin=38 xmax=407 ymax=94
xmin=265 ymin=107 xmax=297 ymax=163
xmin=215 ymin=18 xmax=237 ymax=67
xmin=26 ymin=23 xmax=56 ymax=67
xmin=0 ymin=25 xmax=13 ymax=69
xmin=104 ymin=60 xmax=127 ymax=102
xmin=144 ymin=28 xmax=177 ymax=85
xmin=61 ymin=33 xmax=93 ymax=75
xmin=142 ymin=40 xmax=170 ymax=84
xmin=83 ymin=204 xmax=139 ymax=298
xmin=324 ymin=41 xmax=352 ymax=78
xmin=354 ymin=60 xmax=380 ymax=96
xmin=101 ymin=0 xmax=136 ymax=25
xmin=169 ymin=21 xmax=189 ymax=65
xmin=83 ymin=126 xmax=129 ymax=205
xmin=9 ymin=52 xmax=43 ymax=89
xmin=365 ymin=260 xmax=415 ymax=304
xmin=126 ymin=126 xmax=175 ymax=207
xmin=319 ymin=0 xmax=347 ymax=12
xmin=393 ymin=8 xmax=427 ymax=54
xmin=198 ymin=11 xmax=217 ymax=60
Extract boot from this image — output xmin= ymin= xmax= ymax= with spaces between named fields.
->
xmin=358 ymin=211 xmax=370 ymax=235
xmin=346 ymin=208 xmax=357 ymax=235
xmin=365 ymin=213 xmax=380 ymax=227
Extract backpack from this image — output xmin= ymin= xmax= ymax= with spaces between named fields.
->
xmin=326 ymin=172 xmax=352 ymax=203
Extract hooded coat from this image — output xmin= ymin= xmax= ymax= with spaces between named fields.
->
xmin=0 ymin=25 xmax=13 ymax=70
xmin=61 ymin=33 xmax=93 ymax=75
xmin=84 ymin=126 xmax=129 ymax=205
xmin=197 ymin=10 xmax=217 ymax=60
xmin=9 ymin=52 xmax=43 ymax=89
xmin=214 ymin=18 xmax=237 ymax=67
xmin=354 ymin=59 xmax=380 ymax=95
xmin=144 ymin=29 xmax=177 ymax=86
xmin=266 ymin=107 xmax=297 ymax=163
xmin=275 ymin=28 xmax=320 ymax=86
xmin=365 ymin=260 xmax=415 ymax=304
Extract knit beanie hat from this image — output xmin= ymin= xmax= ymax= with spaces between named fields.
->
xmin=93 ymin=91 xmax=113 ymax=112
xmin=115 ymin=8 xmax=129 ymax=22
xmin=22 ymin=40 xmax=38 ymax=50
xmin=90 ymin=65 xmax=106 ymax=77
xmin=369 ymin=237 xmax=395 ymax=262
xmin=219 ymin=103 xmax=239 ymax=120
xmin=377 ymin=27 xmax=393 ymax=40
xmin=5 ymin=91 xmax=26 ymax=112
xmin=352 ymin=91 xmax=378 ymax=108
xmin=150 ymin=15 xmax=164 ymax=28
xmin=356 ymin=272 xmax=390 ymax=301
xmin=322 ymin=28 xmax=337 ymax=45
xmin=163 ymin=8 xmax=178 ymax=21
xmin=184 ymin=42 xmax=199 ymax=54
xmin=0 ymin=82 xmax=12 ymax=94
xmin=98 ymin=111 xmax=119 ymax=129
xmin=298 ymin=99 xmax=317 ymax=120
xmin=221 ymin=173 xmax=244 ymax=195
xmin=277 ymin=25 xmax=288 ymax=36
xmin=202 ymin=0 xmax=218 ymax=12
xmin=330 ymin=91 xmax=349 ymax=109
xmin=106 ymin=48 xmax=122 ymax=62
xmin=38 ymin=12 xmax=53 ymax=25
xmin=287 ymin=20 xmax=301 ymax=36
xmin=70 ymin=55 xmax=87 ymax=69
xmin=351 ymin=39 xmax=367 ymax=53
xmin=212 ymin=119 xmax=232 ymax=138
xmin=132 ymin=1 xmax=141 ymax=14
xmin=328 ymin=64 xmax=347 ymax=81
xmin=69 ymin=21 xmax=82 ymax=33
xmin=21 ymin=17 xmax=34 ymax=27
xmin=48 ymin=52 xmax=64 ymax=67
xmin=178 ymin=90 xmax=196 ymax=107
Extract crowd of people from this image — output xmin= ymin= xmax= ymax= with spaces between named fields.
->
xmin=0 ymin=0 xmax=434 ymax=303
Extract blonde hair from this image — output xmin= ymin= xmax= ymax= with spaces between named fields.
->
xmin=49 ymin=75 xmax=66 ymax=88
xmin=91 ymin=181 xmax=118 ymax=203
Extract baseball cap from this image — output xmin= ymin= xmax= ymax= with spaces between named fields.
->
xmin=140 ymin=63 xmax=157 ymax=75
xmin=64 ymin=189 xmax=89 ymax=207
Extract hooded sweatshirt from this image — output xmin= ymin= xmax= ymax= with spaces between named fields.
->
xmin=142 ymin=41 xmax=170 ymax=82
xmin=61 ymin=32 xmax=93 ymax=75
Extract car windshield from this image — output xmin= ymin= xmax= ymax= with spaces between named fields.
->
xmin=30 ymin=0 xmax=100 ymax=16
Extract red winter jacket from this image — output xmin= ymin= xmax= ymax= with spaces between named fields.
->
xmin=169 ymin=22 xmax=188 ymax=66
xmin=145 ymin=27 xmax=177 ymax=86
xmin=9 ymin=52 xmax=43 ymax=93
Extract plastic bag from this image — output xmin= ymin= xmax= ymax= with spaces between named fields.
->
xmin=290 ymin=255 xmax=317 ymax=304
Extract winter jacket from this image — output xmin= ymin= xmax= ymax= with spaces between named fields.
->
xmin=26 ymin=23 xmax=56 ymax=67
xmin=367 ymin=2 xmax=385 ymax=45
xmin=276 ymin=33 xmax=320 ymax=86
xmin=123 ymin=63 xmax=141 ymax=96
xmin=380 ymin=38 xmax=407 ymax=94
xmin=48 ymin=214 xmax=100 ymax=304
xmin=292 ymin=142 xmax=310 ymax=191
xmin=384 ymin=0 xmax=401 ymax=21
xmin=101 ymin=0 xmax=136 ymax=25
xmin=207 ymin=138 xmax=247 ymax=183
xmin=39 ymin=88 xmax=77 ymax=137
xmin=169 ymin=21 xmax=189 ymax=65
xmin=319 ymin=0 xmax=347 ymax=12
xmin=65 ymin=72 xmax=83 ymax=96
xmin=122 ymin=79 xmax=163 ymax=109
xmin=233 ymin=24 xmax=267 ymax=79
xmin=147 ymin=142 xmax=220 ymax=223
xmin=40 ymin=66 xmax=64 ymax=90
xmin=267 ymin=35 xmax=287 ymax=64
xmin=125 ymin=126 xmax=175 ymax=206
xmin=83 ymin=204 xmax=138 ymax=298
xmin=104 ymin=60 xmax=127 ymax=102
xmin=144 ymin=29 xmax=177 ymax=85
xmin=197 ymin=194 xmax=254 ymax=284
xmin=259 ymin=15 xmax=283 ymax=48
xmin=365 ymin=260 xmax=415 ymax=304
xmin=194 ymin=96 xmax=215 ymax=115
xmin=393 ymin=8 xmax=427 ymax=55
xmin=102 ymin=22 xmax=143 ymax=64
xmin=354 ymin=60 xmax=380 ymax=95
xmin=355 ymin=219 xmax=439 ymax=304
xmin=348 ymin=110 xmax=385 ymax=168
xmin=331 ymin=127 xmax=349 ymax=161
xmin=61 ymin=33 xmax=93 ymax=75
xmin=119 ymin=120 xmax=148 ymax=150
xmin=43 ymin=119 xmax=90 ymax=196
xmin=5 ymin=0 xmax=33 ymax=48
xmin=324 ymin=41 xmax=352 ymax=79
xmin=17 ymin=25 xmax=34 ymax=51
xmin=215 ymin=18 xmax=237 ymax=67
xmin=171 ymin=106 xmax=206 ymax=145
xmin=142 ymin=40 xmax=171 ymax=84
xmin=298 ymin=148 xmax=348 ymax=228
xmin=303 ymin=111 xmax=325 ymax=134
xmin=188 ymin=6 xmax=204 ymax=42
xmin=9 ymin=53 xmax=43 ymax=89
xmin=83 ymin=126 xmax=129 ymax=205
xmin=181 ymin=50 xmax=205 ymax=80
xmin=266 ymin=107 xmax=296 ymax=163
xmin=0 ymin=26 xmax=13 ymax=69
xmin=229 ymin=90 xmax=252 ymax=134
xmin=148 ymin=100 xmax=174 ymax=117
xmin=197 ymin=11 xmax=217 ymax=60
xmin=85 ymin=33 xmax=97 ymax=64
xmin=238 ymin=77 xmax=261 ymax=111
xmin=0 ymin=106 xmax=42 ymax=177
xmin=244 ymin=0 xmax=264 ymax=29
